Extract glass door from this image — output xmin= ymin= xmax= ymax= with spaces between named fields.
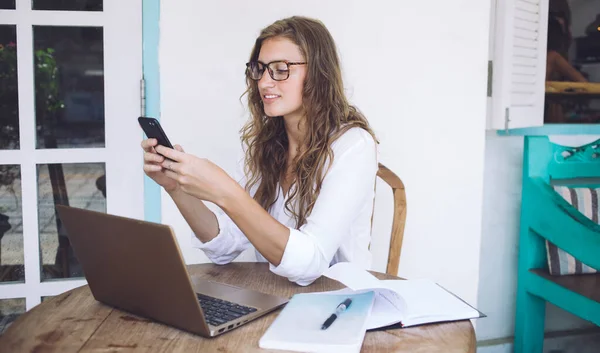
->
xmin=0 ymin=0 xmax=143 ymax=330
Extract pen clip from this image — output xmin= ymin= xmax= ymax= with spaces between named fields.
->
xmin=338 ymin=298 xmax=352 ymax=311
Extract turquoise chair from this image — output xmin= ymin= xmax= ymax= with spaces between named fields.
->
xmin=514 ymin=136 xmax=600 ymax=353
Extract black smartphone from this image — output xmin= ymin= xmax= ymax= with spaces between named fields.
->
xmin=138 ymin=116 xmax=174 ymax=149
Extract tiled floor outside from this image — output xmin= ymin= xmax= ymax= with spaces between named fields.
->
xmin=0 ymin=163 xmax=105 ymax=334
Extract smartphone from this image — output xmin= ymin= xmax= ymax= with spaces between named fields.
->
xmin=138 ymin=116 xmax=174 ymax=149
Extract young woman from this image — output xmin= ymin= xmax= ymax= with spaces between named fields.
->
xmin=141 ymin=16 xmax=379 ymax=286
xmin=545 ymin=15 xmax=586 ymax=83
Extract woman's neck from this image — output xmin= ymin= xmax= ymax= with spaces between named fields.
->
xmin=283 ymin=113 xmax=305 ymax=156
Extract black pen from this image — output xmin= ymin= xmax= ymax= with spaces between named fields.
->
xmin=321 ymin=298 xmax=352 ymax=330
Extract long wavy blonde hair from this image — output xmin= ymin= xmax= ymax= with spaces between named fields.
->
xmin=241 ymin=16 xmax=378 ymax=228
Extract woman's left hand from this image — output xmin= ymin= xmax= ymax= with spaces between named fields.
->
xmin=154 ymin=145 xmax=238 ymax=205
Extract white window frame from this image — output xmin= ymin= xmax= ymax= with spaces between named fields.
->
xmin=0 ymin=0 xmax=143 ymax=311
xmin=487 ymin=0 xmax=550 ymax=130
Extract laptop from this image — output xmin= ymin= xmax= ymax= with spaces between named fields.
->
xmin=55 ymin=205 xmax=288 ymax=337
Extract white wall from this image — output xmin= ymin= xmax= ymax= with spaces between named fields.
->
xmin=477 ymin=132 xmax=595 ymax=342
xmin=159 ymin=0 xmax=490 ymax=319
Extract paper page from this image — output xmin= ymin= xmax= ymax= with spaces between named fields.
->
xmin=381 ymin=279 xmax=480 ymax=326
xmin=324 ymin=262 xmax=383 ymax=291
xmin=321 ymin=263 xmax=480 ymax=329
xmin=324 ymin=262 xmax=407 ymax=330
xmin=324 ymin=262 xmax=407 ymax=313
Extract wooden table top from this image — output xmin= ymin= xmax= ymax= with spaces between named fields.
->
xmin=0 ymin=263 xmax=476 ymax=352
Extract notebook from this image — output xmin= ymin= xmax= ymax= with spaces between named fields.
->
xmin=258 ymin=291 xmax=375 ymax=353
xmin=322 ymin=262 xmax=484 ymax=330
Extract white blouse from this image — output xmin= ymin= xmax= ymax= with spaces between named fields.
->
xmin=191 ymin=127 xmax=378 ymax=286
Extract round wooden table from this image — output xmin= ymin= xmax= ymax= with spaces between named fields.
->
xmin=0 ymin=263 xmax=476 ymax=352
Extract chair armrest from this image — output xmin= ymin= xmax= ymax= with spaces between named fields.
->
xmin=526 ymin=178 xmax=600 ymax=270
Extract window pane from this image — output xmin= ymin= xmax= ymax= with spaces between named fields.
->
xmin=38 ymin=163 xmax=106 ymax=280
xmin=34 ymin=26 xmax=104 ymax=149
xmin=0 ymin=298 xmax=25 ymax=335
xmin=544 ymin=2 xmax=600 ymax=124
xmin=0 ymin=165 xmax=23 ymax=283
xmin=33 ymin=0 xmax=102 ymax=11
xmin=0 ymin=0 xmax=15 ymax=10
xmin=0 ymin=25 xmax=19 ymax=150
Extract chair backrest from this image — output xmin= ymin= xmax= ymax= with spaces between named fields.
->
xmin=375 ymin=163 xmax=407 ymax=277
xmin=525 ymin=136 xmax=600 ymax=183
xmin=521 ymin=136 xmax=600 ymax=275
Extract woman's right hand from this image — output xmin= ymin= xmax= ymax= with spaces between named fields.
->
xmin=141 ymin=138 xmax=183 ymax=193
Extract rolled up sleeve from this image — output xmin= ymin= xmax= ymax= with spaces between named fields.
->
xmin=270 ymin=129 xmax=378 ymax=285
xmin=191 ymin=208 xmax=250 ymax=264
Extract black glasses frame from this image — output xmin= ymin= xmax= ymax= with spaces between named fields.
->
xmin=245 ymin=60 xmax=306 ymax=81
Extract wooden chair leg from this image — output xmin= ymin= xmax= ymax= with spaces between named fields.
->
xmin=48 ymin=164 xmax=70 ymax=278
xmin=514 ymin=284 xmax=546 ymax=353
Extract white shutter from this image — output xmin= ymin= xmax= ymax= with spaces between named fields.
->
xmin=490 ymin=0 xmax=549 ymax=129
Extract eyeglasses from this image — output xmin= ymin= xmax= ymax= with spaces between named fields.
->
xmin=245 ymin=60 xmax=306 ymax=81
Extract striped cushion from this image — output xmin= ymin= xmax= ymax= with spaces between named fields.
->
xmin=545 ymin=186 xmax=599 ymax=275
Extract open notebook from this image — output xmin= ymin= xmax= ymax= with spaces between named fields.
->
xmin=322 ymin=262 xmax=484 ymax=329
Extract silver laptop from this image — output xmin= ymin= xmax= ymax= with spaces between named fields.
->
xmin=56 ymin=205 xmax=288 ymax=337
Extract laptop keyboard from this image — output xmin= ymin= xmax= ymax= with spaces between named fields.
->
xmin=196 ymin=293 xmax=257 ymax=327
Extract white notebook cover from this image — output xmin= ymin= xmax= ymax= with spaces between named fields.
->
xmin=259 ymin=291 xmax=375 ymax=353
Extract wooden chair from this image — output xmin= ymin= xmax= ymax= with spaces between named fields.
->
xmin=375 ymin=163 xmax=407 ymax=277
xmin=47 ymin=163 xmax=72 ymax=279
xmin=514 ymin=136 xmax=600 ymax=353
xmin=42 ymin=132 xmax=73 ymax=279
